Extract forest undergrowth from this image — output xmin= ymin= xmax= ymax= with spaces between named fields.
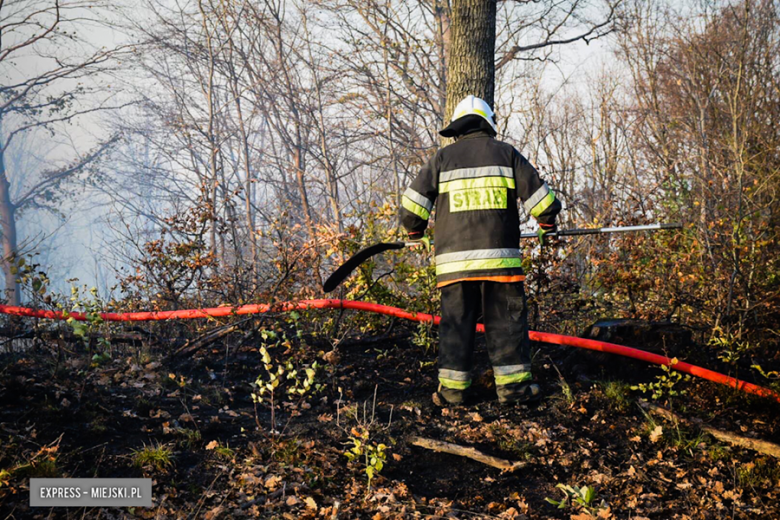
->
xmin=1 ymin=303 xmax=779 ymax=519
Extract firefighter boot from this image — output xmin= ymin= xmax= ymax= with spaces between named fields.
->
xmin=433 ymin=384 xmax=466 ymax=406
xmin=496 ymin=382 xmax=541 ymax=405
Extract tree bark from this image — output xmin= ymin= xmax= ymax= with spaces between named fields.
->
xmin=0 ymin=148 xmax=20 ymax=305
xmin=234 ymin=93 xmax=259 ymax=289
xmin=434 ymin=0 xmax=451 ymax=123
xmin=443 ymin=0 xmax=497 ymax=127
xmin=199 ymin=0 xmax=220 ymax=260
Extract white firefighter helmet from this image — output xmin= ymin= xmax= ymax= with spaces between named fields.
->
xmin=439 ymin=95 xmax=498 ymax=137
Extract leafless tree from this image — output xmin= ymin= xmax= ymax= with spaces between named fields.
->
xmin=0 ymin=0 xmax=128 ymax=304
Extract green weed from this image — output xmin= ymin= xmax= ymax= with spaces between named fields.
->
xmin=488 ymin=422 xmax=535 ymax=461
xmin=709 ymin=326 xmax=756 ymax=365
xmin=19 ymin=459 xmax=59 ymax=479
xmin=600 ymin=380 xmax=632 ymax=411
xmin=669 ymin=424 xmax=708 ymax=455
xmin=559 ymin=379 xmax=574 ymax=404
xmin=498 ymin=439 xmax=535 ymax=461
xmin=132 ymin=442 xmax=173 ymax=473
xmin=751 ymin=364 xmax=780 ymax=394
xmin=412 ymin=321 xmax=437 ymax=354
xmin=89 ymin=418 xmax=107 ymax=434
xmin=631 ymin=358 xmax=691 ymax=401
xmin=344 ymin=427 xmax=387 ymax=492
xmin=708 ymin=444 xmax=730 ymax=461
xmin=5 ymin=442 xmax=61 ymax=481
xmin=545 ymin=483 xmax=608 ymax=516
xmin=61 ymin=285 xmax=112 ymax=362
xmin=175 ymin=428 xmax=202 ymax=449
xmin=13 ymin=459 xmax=59 ymax=479
xmin=339 ymin=386 xmax=393 ymax=493
xmin=251 ymin=337 xmax=321 ymax=434
xmin=272 ymin=438 xmax=302 ymax=466
xmin=738 ymin=458 xmax=780 ymax=489
xmin=208 ymin=441 xmax=234 ymax=461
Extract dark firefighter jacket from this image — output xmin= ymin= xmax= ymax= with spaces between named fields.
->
xmin=400 ymin=130 xmax=562 ymax=287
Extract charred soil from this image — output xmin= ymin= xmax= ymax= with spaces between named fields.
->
xmin=1 ymin=320 xmax=779 ymax=519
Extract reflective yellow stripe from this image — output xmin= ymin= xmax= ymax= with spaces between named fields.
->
xmin=495 ymin=372 xmax=533 ymax=385
xmin=402 ymin=195 xmax=430 ymax=220
xmin=440 ymin=176 xmax=515 ymax=194
xmin=524 ymin=183 xmax=550 ymax=213
xmin=439 ymin=377 xmax=471 ymax=390
xmin=530 ymin=191 xmax=556 ymax=218
xmin=454 ymin=108 xmax=489 ymax=120
xmin=436 ymin=258 xmax=523 ymax=276
xmin=403 ymin=187 xmax=433 ymax=212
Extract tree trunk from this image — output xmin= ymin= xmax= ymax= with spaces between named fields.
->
xmin=0 ymin=149 xmax=20 ymax=305
xmin=434 ymin=0 xmax=451 ymax=123
xmin=199 ymin=0 xmax=220 ymax=259
xmin=443 ymin=0 xmax=497 ymax=126
xmin=293 ymin=144 xmax=315 ymax=239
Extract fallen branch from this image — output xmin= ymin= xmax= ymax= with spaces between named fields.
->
xmin=410 ymin=436 xmax=526 ymax=471
xmin=172 ymin=322 xmax=243 ymax=358
xmin=639 ymin=400 xmax=780 ymax=459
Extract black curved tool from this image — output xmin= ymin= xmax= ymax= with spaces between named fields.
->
xmin=323 ymin=242 xmax=407 ymax=293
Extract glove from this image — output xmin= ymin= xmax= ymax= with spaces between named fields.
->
xmin=406 ymin=234 xmax=431 ymax=252
xmin=537 ymin=223 xmax=557 ymax=247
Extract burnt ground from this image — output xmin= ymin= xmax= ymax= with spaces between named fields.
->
xmin=1 ymin=317 xmax=779 ymax=519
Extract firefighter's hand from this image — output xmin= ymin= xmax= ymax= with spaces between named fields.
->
xmin=406 ymin=235 xmax=431 ymax=252
xmin=537 ymin=223 xmax=557 ymax=247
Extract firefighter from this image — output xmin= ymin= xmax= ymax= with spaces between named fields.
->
xmin=400 ymin=95 xmax=561 ymax=405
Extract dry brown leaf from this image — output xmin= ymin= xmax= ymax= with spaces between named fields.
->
xmin=205 ymin=440 xmax=219 ymax=450
xmin=597 ymin=508 xmax=612 ymax=519
xmin=323 ymin=350 xmax=341 ymax=365
xmin=286 ymin=496 xmax=299 ymax=506
xmin=150 ymin=409 xmax=171 ymax=419
xmin=649 ymin=426 xmax=663 ymax=443
xmin=304 ymin=496 xmax=317 ymax=510
xmin=264 ymin=475 xmax=282 ymax=490
xmin=570 ymin=513 xmax=595 ymax=520
xmin=204 ymin=505 xmax=224 ymax=519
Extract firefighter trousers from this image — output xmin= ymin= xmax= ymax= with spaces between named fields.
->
xmin=437 ymin=281 xmax=532 ymax=392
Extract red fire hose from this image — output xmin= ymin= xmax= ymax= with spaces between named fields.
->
xmin=1 ymin=299 xmax=778 ymax=403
